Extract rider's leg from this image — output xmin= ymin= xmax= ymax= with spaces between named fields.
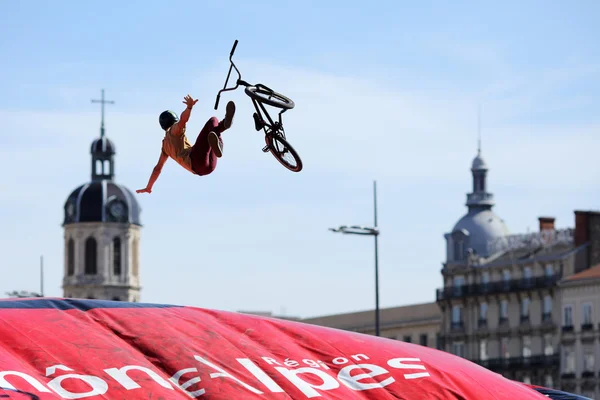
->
xmin=190 ymin=117 xmax=221 ymax=176
xmin=220 ymin=101 xmax=236 ymax=131
xmin=189 ymin=101 xmax=235 ymax=175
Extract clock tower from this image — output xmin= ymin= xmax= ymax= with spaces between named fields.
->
xmin=61 ymin=90 xmax=143 ymax=302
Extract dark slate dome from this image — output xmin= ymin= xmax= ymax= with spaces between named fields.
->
xmin=63 ymin=181 xmax=141 ymax=226
xmin=90 ymin=136 xmax=115 ymax=154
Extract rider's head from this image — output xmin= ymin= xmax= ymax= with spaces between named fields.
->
xmin=159 ymin=110 xmax=179 ymax=131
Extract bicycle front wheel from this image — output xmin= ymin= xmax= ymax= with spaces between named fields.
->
xmin=266 ymin=134 xmax=303 ymax=172
xmin=245 ymin=86 xmax=295 ymax=110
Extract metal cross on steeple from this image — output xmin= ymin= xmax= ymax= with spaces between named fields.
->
xmin=91 ymin=89 xmax=115 ymax=138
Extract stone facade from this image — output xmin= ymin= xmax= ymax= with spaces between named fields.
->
xmin=62 ymin=222 xmax=141 ymax=302
xmin=436 ymin=228 xmax=573 ymax=387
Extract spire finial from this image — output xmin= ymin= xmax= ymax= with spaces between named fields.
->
xmin=477 ymin=103 xmax=482 ymax=155
xmin=91 ymin=89 xmax=115 ymax=138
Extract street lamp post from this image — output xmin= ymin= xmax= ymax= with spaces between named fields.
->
xmin=6 ymin=254 xmax=45 ymax=299
xmin=329 ymin=180 xmax=380 ymax=336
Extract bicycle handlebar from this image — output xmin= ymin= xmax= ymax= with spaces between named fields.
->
xmin=230 ymin=40 xmax=238 ymax=58
xmin=214 ymin=40 xmax=240 ymax=110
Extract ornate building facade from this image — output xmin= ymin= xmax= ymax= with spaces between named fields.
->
xmin=558 ymin=212 xmax=600 ymax=399
xmin=435 ymin=146 xmax=598 ymax=391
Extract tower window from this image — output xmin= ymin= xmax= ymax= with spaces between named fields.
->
xmin=85 ymin=237 xmax=97 ymax=275
xmin=104 ymin=160 xmax=111 ymax=176
xmin=113 ymin=237 xmax=121 ymax=275
xmin=479 ymin=175 xmax=485 ymax=192
xmin=472 ymin=172 xmax=486 ymax=193
xmin=95 ymin=160 xmax=103 ymax=175
xmin=67 ymin=238 xmax=75 ymax=276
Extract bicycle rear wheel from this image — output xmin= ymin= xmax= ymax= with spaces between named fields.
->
xmin=266 ymin=134 xmax=303 ymax=172
xmin=245 ymin=86 xmax=295 ymax=110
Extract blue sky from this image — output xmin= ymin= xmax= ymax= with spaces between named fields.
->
xmin=1 ymin=1 xmax=599 ymax=318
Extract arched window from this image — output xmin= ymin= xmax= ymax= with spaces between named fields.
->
xmin=67 ymin=238 xmax=75 ymax=276
xmin=85 ymin=237 xmax=97 ymax=275
xmin=113 ymin=237 xmax=121 ymax=275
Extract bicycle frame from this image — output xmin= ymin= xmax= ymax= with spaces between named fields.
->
xmin=214 ymin=40 xmax=288 ymax=140
xmin=249 ymin=86 xmax=289 ymax=139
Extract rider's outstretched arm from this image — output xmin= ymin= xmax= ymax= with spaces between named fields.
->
xmin=172 ymin=95 xmax=197 ymax=136
xmin=137 ymin=150 xmax=168 ymax=194
xmin=180 ymin=105 xmax=193 ymax=125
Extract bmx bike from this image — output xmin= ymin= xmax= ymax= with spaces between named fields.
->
xmin=214 ymin=40 xmax=303 ymax=173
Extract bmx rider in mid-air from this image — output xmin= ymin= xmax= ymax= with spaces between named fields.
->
xmin=136 ymin=94 xmax=236 ymax=194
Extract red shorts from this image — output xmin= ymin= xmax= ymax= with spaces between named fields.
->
xmin=190 ymin=117 xmax=224 ymax=176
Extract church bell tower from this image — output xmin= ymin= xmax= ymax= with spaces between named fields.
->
xmin=62 ymin=90 xmax=143 ymax=302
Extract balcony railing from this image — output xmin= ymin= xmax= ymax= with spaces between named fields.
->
xmin=562 ymin=325 xmax=574 ymax=333
xmin=451 ymin=321 xmax=464 ymax=331
xmin=581 ymin=371 xmax=595 ymax=379
xmin=437 ymin=274 xmax=562 ymax=301
xmin=474 ymin=354 xmax=559 ymax=371
xmin=542 ymin=313 xmax=552 ymax=322
xmin=581 ymin=323 xmax=594 ymax=331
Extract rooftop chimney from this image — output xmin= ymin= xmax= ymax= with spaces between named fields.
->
xmin=574 ymin=210 xmax=600 ymax=273
xmin=575 ymin=211 xmax=590 ymax=248
xmin=539 ymin=217 xmax=555 ymax=232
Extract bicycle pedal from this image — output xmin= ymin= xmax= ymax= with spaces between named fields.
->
xmin=261 ymin=145 xmax=270 ymax=153
xmin=253 ymin=113 xmax=264 ymax=131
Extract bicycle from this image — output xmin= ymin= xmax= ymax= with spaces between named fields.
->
xmin=214 ymin=40 xmax=303 ymax=173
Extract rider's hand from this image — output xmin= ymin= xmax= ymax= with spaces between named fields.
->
xmin=136 ymin=187 xmax=152 ymax=194
xmin=183 ymin=94 xmax=198 ymax=108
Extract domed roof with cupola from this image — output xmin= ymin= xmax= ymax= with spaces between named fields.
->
xmin=63 ymin=90 xmax=141 ymax=227
xmin=445 ymin=124 xmax=509 ymax=261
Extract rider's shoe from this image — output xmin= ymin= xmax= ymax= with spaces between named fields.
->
xmin=222 ymin=101 xmax=236 ymax=130
xmin=208 ymin=131 xmax=223 ymax=158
